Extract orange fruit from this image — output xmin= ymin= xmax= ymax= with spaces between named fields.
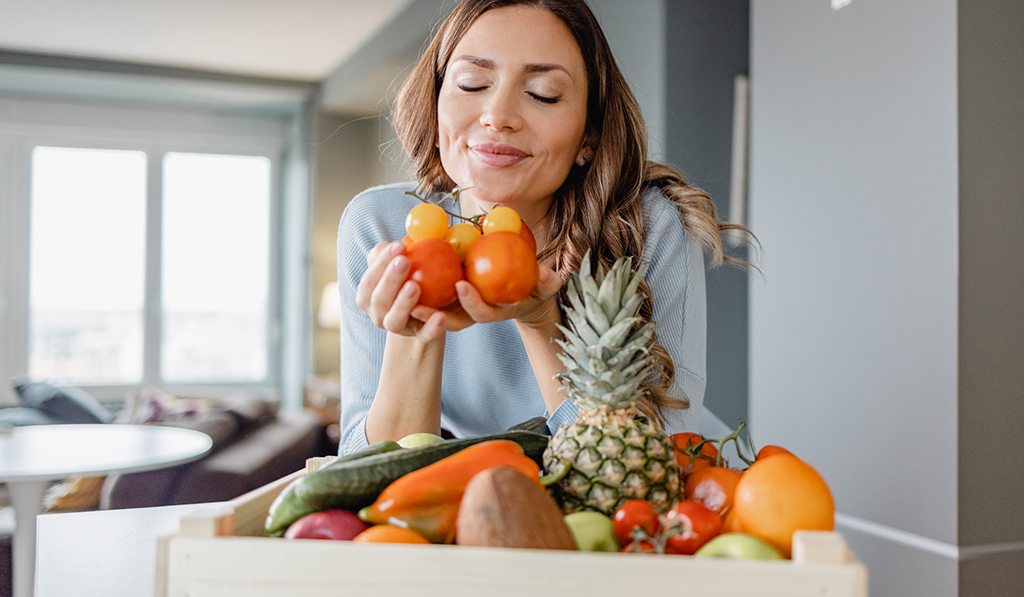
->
xmin=756 ymin=444 xmax=794 ymax=460
xmin=352 ymin=525 xmax=431 ymax=544
xmin=721 ymin=507 xmax=744 ymax=533
xmin=732 ymin=453 xmax=834 ymax=557
xmin=684 ymin=466 xmax=742 ymax=517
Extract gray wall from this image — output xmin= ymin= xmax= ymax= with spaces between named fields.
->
xmin=957 ymin=0 xmax=1024 ymax=593
xmin=664 ymin=0 xmax=750 ymax=430
xmin=750 ymin=0 xmax=1023 ymax=595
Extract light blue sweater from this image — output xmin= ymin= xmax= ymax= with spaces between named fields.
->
xmin=336 ymin=182 xmax=707 ymax=455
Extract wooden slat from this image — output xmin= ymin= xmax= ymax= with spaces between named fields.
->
xmin=165 ymin=537 xmax=868 ymax=597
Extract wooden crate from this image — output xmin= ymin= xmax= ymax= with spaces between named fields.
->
xmin=156 ymin=459 xmax=868 ymax=597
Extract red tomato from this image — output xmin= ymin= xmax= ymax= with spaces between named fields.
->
xmin=464 ymin=231 xmax=538 ymax=305
xmin=612 ymin=500 xmax=660 ymax=546
xmin=404 ymin=238 xmax=464 ymax=309
xmin=662 ymin=500 xmax=723 ymax=555
xmin=670 ymin=433 xmax=719 ymax=476
xmin=620 ymin=539 xmax=657 ymax=554
xmin=519 ymin=220 xmax=537 ymax=254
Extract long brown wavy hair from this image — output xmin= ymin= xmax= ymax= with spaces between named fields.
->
xmin=392 ymin=0 xmax=750 ymax=426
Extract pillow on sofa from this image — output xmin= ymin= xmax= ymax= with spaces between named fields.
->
xmin=0 ymin=406 xmax=56 ymax=426
xmin=13 ymin=379 xmax=113 ymax=424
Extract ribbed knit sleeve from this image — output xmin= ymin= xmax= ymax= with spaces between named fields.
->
xmin=641 ymin=187 xmax=708 ymax=434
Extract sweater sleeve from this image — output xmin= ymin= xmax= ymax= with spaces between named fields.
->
xmin=642 ymin=188 xmax=708 ymax=434
xmin=335 ymin=185 xmax=412 ymax=455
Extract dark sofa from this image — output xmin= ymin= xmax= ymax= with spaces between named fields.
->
xmin=0 ymin=382 xmax=332 ymax=597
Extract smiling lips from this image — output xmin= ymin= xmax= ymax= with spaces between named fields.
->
xmin=471 ymin=143 xmax=528 ymax=167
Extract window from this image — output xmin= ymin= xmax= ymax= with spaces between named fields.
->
xmin=0 ymin=93 xmax=303 ymax=404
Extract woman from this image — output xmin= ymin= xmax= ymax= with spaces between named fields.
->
xmin=337 ymin=0 xmax=746 ymax=455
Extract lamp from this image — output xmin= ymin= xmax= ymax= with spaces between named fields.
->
xmin=317 ymin=281 xmax=341 ymax=328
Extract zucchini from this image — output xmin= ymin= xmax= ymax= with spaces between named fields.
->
xmin=296 ymin=430 xmax=550 ymax=513
xmin=263 ymin=440 xmax=402 ymax=535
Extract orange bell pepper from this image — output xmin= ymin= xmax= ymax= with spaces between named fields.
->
xmin=358 ymin=439 xmax=541 ymax=543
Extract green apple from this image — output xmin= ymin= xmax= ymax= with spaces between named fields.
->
xmin=693 ymin=533 xmax=784 ymax=560
xmin=563 ymin=511 xmax=619 ymax=552
xmin=397 ymin=432 xmax=446 ymax=449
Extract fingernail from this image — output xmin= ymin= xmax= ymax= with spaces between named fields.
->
xmin=393 ymin=257 xmax=409 ymax=272
xmin=403 ymin=282 xmax=416 ymax=296
xmin=391 ymin=241 xmax=404 ymax=254
xmin=457 ymin=283 xmax=469 ymax=298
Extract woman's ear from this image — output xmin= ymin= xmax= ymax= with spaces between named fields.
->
xmin=576 ymin=145 xmax=595 ymax=166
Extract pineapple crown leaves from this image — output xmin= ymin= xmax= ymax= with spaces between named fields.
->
xmin=554 ymin=251 xmax=656 ymax=411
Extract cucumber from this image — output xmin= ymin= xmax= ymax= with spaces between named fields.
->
xmin=506 ymin=416 xmax=552 ymax=436
xmin=263 ymin=440 xmax=402 ymax=535
xmin=296 ymin=430 xmax=550 ymax=513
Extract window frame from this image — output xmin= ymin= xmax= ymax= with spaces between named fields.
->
xmin=0 ymin=94 xmax=295 ymax=404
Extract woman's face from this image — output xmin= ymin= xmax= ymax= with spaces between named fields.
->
xmin=437 ymin=6 xmax=589 ymax=225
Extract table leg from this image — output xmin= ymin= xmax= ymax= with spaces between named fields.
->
xmin=8 ymin=479 xmax=49 ymax=597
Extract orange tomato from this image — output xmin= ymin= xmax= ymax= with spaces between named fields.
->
xmin=405 ymin=203 xmax=449 ymax=241
xmin=732 ymin=453 xmax=835 ymax=557
xmin=756 ymin=444 xmax=794 ymax=460
xmin=464 ymin=231 xmax=538 ymax=305
xmin=352 ymin=524 xmax=431 ymax=544
xmin=480 ymin=205 xmax=522 ymax=235
xmin=443 ymin=223 xmax=482 ymax=259
xmin=684 ymin=466 xmax=742 ymax=518
xmin=404 ymin=238 xmax=463 ymax=309
xmin=519 ymin=220 xmax=537 ymax=254
xmin=670 ymin=433 xmax=719 ymax=477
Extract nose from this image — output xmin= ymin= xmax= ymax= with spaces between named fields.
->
xmin=479 ymin=87 xmax=523 ymax=132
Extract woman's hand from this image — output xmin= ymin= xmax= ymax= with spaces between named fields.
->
xmin=411 ymin=263 xmax=563 ymax=330
xmin=355 ymin=241 xmax=449 ymax=343
xmin=357 ymin=241 xmax=563 ymax=340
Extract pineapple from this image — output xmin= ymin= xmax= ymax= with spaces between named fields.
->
xmin=543 ymin=252 xmax=681 ymax=515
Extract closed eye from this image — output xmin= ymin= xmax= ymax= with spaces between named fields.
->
xmin=529 ymin=93 xmax=559 ymax=104
xmin=458 ymin=84 xmax=487 ymax=92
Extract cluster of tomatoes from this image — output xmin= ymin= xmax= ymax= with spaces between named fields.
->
xmin=402 ymin=201 xmax=539 ymax=308
xmin=613 ymin=427 xmax=835 ymax=558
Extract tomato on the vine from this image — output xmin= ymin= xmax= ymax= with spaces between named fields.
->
xmin=519 ymin=220 xmax=537 ymax=254
xmin=404 ymin=238 xmax=463 ymax=309
xmin=662 ymin=500 xmax=722 ymax=555
xmin=612 ymin=500 xmax=660 ymax=547
xmin=406 ymin=203 xmax=449 ymax=241
xmin=670 ymin=433 xmax=719 ymax=477
xmin=480 ymin=205 xmax=522 ymax=235
xmin=464 ymin=231 xmax=538 ymax=305
xmin=444 ymin=222 xmax=482 ymax=259
xmin=756 ymin=445 xmax=793 ymax=461
xmin=684 ymin=466 xmax=742 ymax=518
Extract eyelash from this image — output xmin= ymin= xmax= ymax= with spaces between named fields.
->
xmin=457 ymin=84 xmax=559 ymax=104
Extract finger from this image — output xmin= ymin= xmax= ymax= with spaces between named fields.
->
xmin=380 ymin=281 xmax=420 ymax=333
xmin=367 ymin=255 xmax=411 ymax=322
xmin=356 ymin=242 xmax=405 ymax=311
xmin=416 ymin=312 xmax=447 ymax=343
xmin=534 ymin=265 xmax=562 ymax=299
xmin=455 ymin=281 xmax=501 ymax=322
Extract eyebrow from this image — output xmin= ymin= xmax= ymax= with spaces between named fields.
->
xmin=453 ymin=55 xmax=573 ymax=79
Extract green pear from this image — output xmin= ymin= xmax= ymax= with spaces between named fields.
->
xmin=693 ymin=533 xmax=784 ymax=560
xmin=563 ymin=511 xmax=619 ymax=552
xmin=397 ymin=432 xmax=446 ymax=449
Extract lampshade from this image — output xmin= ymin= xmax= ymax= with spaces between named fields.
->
xmin=317 ymin=281 xmax=341 ymax=328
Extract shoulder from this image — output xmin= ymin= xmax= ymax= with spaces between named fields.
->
xmin=640 ymin=186 xmax=694 ymax=265
xmin=338 ymin=182 xmax=419 ymax=252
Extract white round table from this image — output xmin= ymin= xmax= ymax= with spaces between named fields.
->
xmin=0 ymin=424 xmax=213 ymax=597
